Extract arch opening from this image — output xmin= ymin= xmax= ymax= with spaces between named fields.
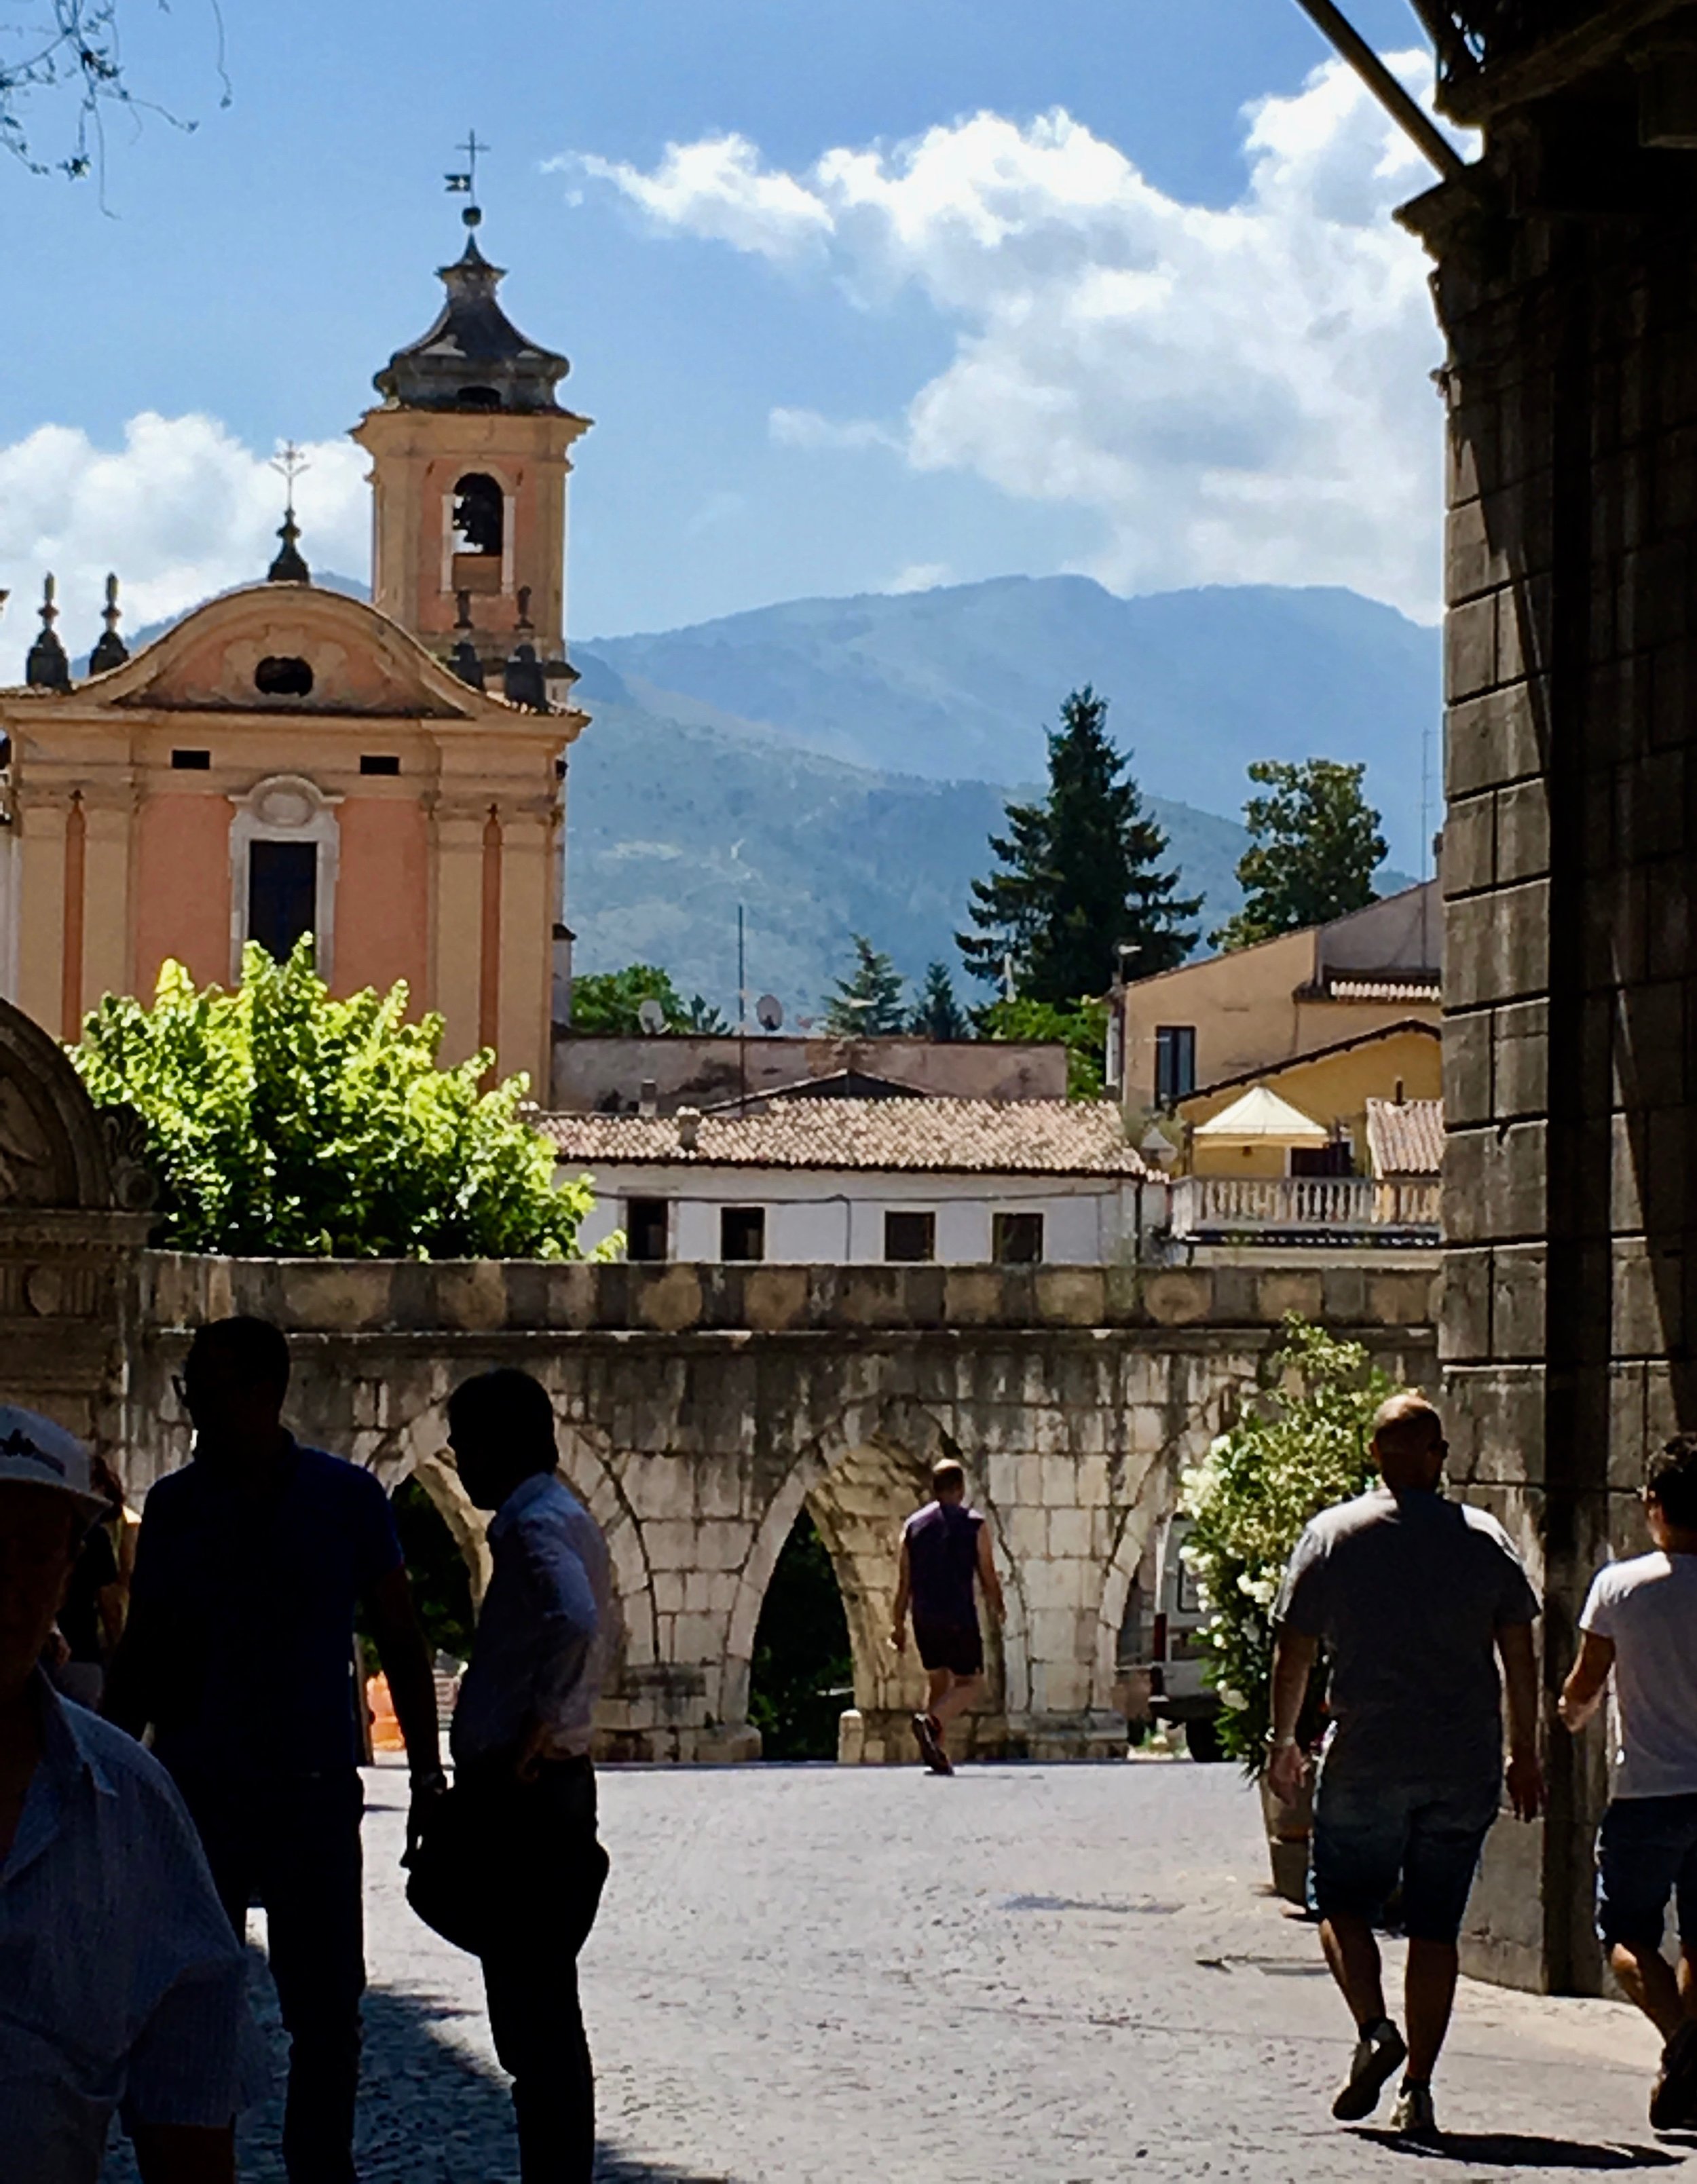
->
xmin=452 ymin=472 xmax=504 ymax=558
xmin=747 ymin=1507 xmax=852 ymax=1761
xmin=392 ymin=1473 xmax=476 ymax=1667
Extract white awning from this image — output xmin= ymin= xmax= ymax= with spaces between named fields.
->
xmin=1192 ymin=1085 xmax=1330 ymax=1145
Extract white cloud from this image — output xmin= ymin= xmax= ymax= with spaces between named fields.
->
xmin=884 ymin=561 xmax=950 ymax=594
xmin=572 ymin=59 xmax=1465 ymax=620
xmin=0 ymin=414 xmax=369 ymax=680
xmin=768 ymin=407 xmax=901 ymax=454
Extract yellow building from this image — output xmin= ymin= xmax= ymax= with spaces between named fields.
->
xmin=1175 ymin=1019 xmax=1442 ymax=1178
xmin=0 ymin=208 xmax=588 ymax=1100
xmin=1115 ymin=880 xmax=1441 ymax=1116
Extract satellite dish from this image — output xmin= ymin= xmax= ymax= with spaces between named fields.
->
xmin=637 ymin=998 xmax=667 ymax=1035
xmin=756 ymin=994 xmax=784 ymax=1032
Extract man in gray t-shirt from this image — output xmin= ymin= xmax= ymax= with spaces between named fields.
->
xmin=1267 ymin=1393 xmax=1544 ymax=2143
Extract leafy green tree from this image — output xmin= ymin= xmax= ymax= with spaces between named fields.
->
xmin=823 ymin=935 xmax=907 ymax=1035
xmin=975 ymin=996 xmax=1108 ymax=1101
xmin=570 ymin=963 xmax=688 ymax=1034
xmin=959 ymin=688 xmax=1200 ymax=1002
xmin=1211 ymin=759 xmax=1388 ymax=951
xmin=1177 ymin=1318 xmax=1400 ymax=1767
xmin=910 ymin=962 xmax=969 ymax=1042
xmin=71 ymin=941 xmax=597 ymax=1258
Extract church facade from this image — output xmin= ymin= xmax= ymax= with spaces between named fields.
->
xmin=0 ymin=216 xmax=590 ymax=1103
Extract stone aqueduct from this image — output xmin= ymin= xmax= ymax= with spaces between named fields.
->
xmin=1 ymin=992 xmax=1444 ymax=1763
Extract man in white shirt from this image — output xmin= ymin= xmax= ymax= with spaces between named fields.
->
xmin=0 ymin=1404 xmax=247 ymax=2184
xmin=1562 ymin=1431 xmax=1697 ymax=2130
xmin=446 ymin=1368 xmax=612 ymax=2184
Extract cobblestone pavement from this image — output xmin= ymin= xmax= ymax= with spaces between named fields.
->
xmin=107 ymin=1757 xmax=1694 ymax=2183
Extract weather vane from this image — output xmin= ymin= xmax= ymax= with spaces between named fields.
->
xmin=445 ymin=129 xmax=488 ymax=229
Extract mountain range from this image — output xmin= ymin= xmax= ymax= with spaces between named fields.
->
xmin=77 ymin=573 xmax=1438 ymax=1021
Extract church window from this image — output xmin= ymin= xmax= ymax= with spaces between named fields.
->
xmin=248 ymin=840 xmax=317 ymax=963
xmin=457 ymin=386 xmax=501 ymax=411
xmin=452 ymin=474 xmax=504 ymax=559
xmin=359 ymin=754 xmax=400 ymax=776
xmin=254 ymin=656 xmax=314 ymax=698
xmin=170 ymin=749 xmax=212 ymax=770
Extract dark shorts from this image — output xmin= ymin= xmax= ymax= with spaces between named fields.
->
xmin=1311 ymin=1768 xmax=1499 ymax=1944
xmin=913 ymin=1619 xmax=984 ymax=1677
xmin=1596 ymin=1793 xmax=1697 ymax=1949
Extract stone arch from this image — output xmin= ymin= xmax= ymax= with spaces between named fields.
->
xmin=0 ymin=995 xmax=145 ymax=1211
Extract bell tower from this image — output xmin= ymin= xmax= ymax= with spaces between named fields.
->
xmin=353 ymin=199 xmax=590 ymax=692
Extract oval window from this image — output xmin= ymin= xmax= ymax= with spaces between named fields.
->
xmin=255 ymin=656 xmax=314 ymax=698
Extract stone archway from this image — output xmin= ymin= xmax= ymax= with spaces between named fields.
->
xmin=0 ymin=995 xmax=155 ymax=1462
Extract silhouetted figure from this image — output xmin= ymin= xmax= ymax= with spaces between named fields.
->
xmin=1562 ymin=1432 xmax=1697 ymax=2128
xmin=49 ymin=1452 xmax=126 ymax=1709
xmin=890 ymin=1456 xmax=1005 ymax=1775
xmin=0 ymin=1403 xmax=246 ymax=2183
xmin=447 ymin=1368 xmax=612 ymax=2184
xmin=1267 ymin=1393 xmax=1544 ymax=2143
xmin=105 ymin=1318 xmax=445 ymax=2184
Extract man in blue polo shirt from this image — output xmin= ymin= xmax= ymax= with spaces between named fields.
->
xmin=105 ymin=1317 xmax=444 ymax=2184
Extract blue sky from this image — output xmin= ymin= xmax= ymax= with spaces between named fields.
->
xmin=0 ymin=0 xmax=1449 ymax=664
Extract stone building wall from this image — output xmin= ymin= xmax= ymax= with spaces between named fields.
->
xmin=1409 ymin=98 xmax=1697 ymax=1991
xmin=126 ymin=1256 xmax=1438 ymax=1766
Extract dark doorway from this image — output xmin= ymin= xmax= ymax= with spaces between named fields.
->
xmin=626 ymin=1197 xmax=670 ymax=1262
xmin=248 ymin=840 xmax=316 ymax=963
xmin=748 ymin=1509 xmax=852 ymax=1761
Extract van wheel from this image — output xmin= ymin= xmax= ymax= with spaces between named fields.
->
xmin=1185 ymin=1718 xmax=1225 ymax=1763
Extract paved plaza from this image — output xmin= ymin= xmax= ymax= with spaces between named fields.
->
xmin=107 ymin=1758 xmax=1692 ymax=2183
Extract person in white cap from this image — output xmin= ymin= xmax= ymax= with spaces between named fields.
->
xmin=0 ymin=1404 xmax=248 ymax=2183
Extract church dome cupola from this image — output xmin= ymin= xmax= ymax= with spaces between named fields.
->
xmin=373 ymin=233 xmax=570 ymax=417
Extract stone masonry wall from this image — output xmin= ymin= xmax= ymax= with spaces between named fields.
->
xmin=1413 ymin=126 xmax=1697 ymax=1991
xmin=127 ymin=1256 xmax=1438 ymax=1766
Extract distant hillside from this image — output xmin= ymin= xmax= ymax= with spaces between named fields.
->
xmin=567 ymin=654 xmax=1248 ymax=1018
xmin=585 ymin=576 xmax=1441 ymax=875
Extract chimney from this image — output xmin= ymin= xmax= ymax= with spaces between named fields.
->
xmin=639 ymin=1078 xmax=658 ymax=1118
xmin=677 ymin=1106 xmax=701 ymax=1152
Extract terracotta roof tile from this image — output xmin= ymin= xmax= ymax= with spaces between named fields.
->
xmin=543 ymin=1097 xmax=1151 ymax=1177
xmin=1365 ymin=1097 xmax=1444 ymax=1178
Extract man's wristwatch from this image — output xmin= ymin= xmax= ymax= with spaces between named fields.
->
xmin=1267 ymin=1733 xmax=1297 ymax=1751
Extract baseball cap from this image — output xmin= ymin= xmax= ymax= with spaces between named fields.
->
xmin=0 ymin=1406 xmax=112 ymax=1526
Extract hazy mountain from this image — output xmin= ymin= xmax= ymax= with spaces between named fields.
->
xmin=565 ymin=653 xmax=1250 ymax=1018
xmin=585 ymin=576 xmax=1442 ymax=875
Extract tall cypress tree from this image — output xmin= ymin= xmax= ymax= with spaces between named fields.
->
xmin=958 ymin=687 xmax=1199 ymax=1001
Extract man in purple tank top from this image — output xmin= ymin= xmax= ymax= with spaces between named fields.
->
xmin=890 ymin=1457 xmax=1004 ymax=1775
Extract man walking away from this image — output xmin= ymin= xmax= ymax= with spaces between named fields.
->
xmin=1267 ymin=1393 xmax=1544 ymax=2143
xmin=0 ymin=1404 xmax=248 ymax=2184
xmin=1561 ymin=1432 xmax=1697 ymax=2128
xmin=891 ymin=1456 xmax=1005 ymax=1776
xmin=105 ymin=1317 xmax=445 ymax=2184
xmin=447 ymin=1368 xmax=612 ymax=2184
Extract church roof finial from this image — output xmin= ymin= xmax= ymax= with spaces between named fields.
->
xmin=88 ymin=573 xmax=130 ymax=674
xmin=25 ymin=574 xmax=71 ymax=691
xmin=267 ymin=440 xmax=312 ymax=584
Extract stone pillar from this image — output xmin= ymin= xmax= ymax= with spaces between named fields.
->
xmin=1410 ymin=116 xmax=1697 ymax=1992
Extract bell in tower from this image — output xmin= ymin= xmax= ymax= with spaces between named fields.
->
xmin=354 ymin=199 xmax=589 ymax=696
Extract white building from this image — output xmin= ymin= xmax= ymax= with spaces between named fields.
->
xmin=546 ymin=1097 xmax=1162 ymax=1265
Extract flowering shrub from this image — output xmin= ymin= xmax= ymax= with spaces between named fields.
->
xmin=1178 ymin=1317 xmax=1400 ymax=1768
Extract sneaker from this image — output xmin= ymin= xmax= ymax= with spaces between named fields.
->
xmin=1391 ymin=2084 xmax=1440 ymax=2143
xmin=1330 ymin=2020 xmax=1407 ymax=2121
xmin=911 ymin=1712 xmax=952 ymax=1774
xmin=1649 ymin=2019 xmax=1697 ymax=2130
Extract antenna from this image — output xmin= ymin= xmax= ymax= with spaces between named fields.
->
xmin=637 ymin=998 xmax=666 ymax=1035
xmin=756 ymin=994 xmax=784 ymax=1033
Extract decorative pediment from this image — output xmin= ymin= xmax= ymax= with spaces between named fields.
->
xmin=0 ymin=997 xmax=154 ymax=1213
xmin=73 ymin=585 xmax=511 ymax=721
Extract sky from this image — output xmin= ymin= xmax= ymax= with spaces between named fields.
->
xmin=0 ymin=0 xmax=1459 ymax=678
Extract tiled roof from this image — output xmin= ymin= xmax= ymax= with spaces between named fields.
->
xmin=542 ymin=1097 xmax=1153 ymax=1177
xmin=1365 ymin=1097 xmax=1444 ymax=1178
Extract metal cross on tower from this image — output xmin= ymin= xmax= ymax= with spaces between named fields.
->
xmin=269 ymin=439 xmax=310 ymax=513
xmin=445 ymin=130 xmax=489 ymax=226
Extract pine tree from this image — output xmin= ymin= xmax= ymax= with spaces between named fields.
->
xmin=958 ymin=687 xmax=1199 ymax=1000
xmin=1211 ymin=759 xmax=1388 ymax=951
xmin=823 ymin=935 xmax=907 ymax=1035
xmin=910 ymin=962 xmax=969 ymax=1042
